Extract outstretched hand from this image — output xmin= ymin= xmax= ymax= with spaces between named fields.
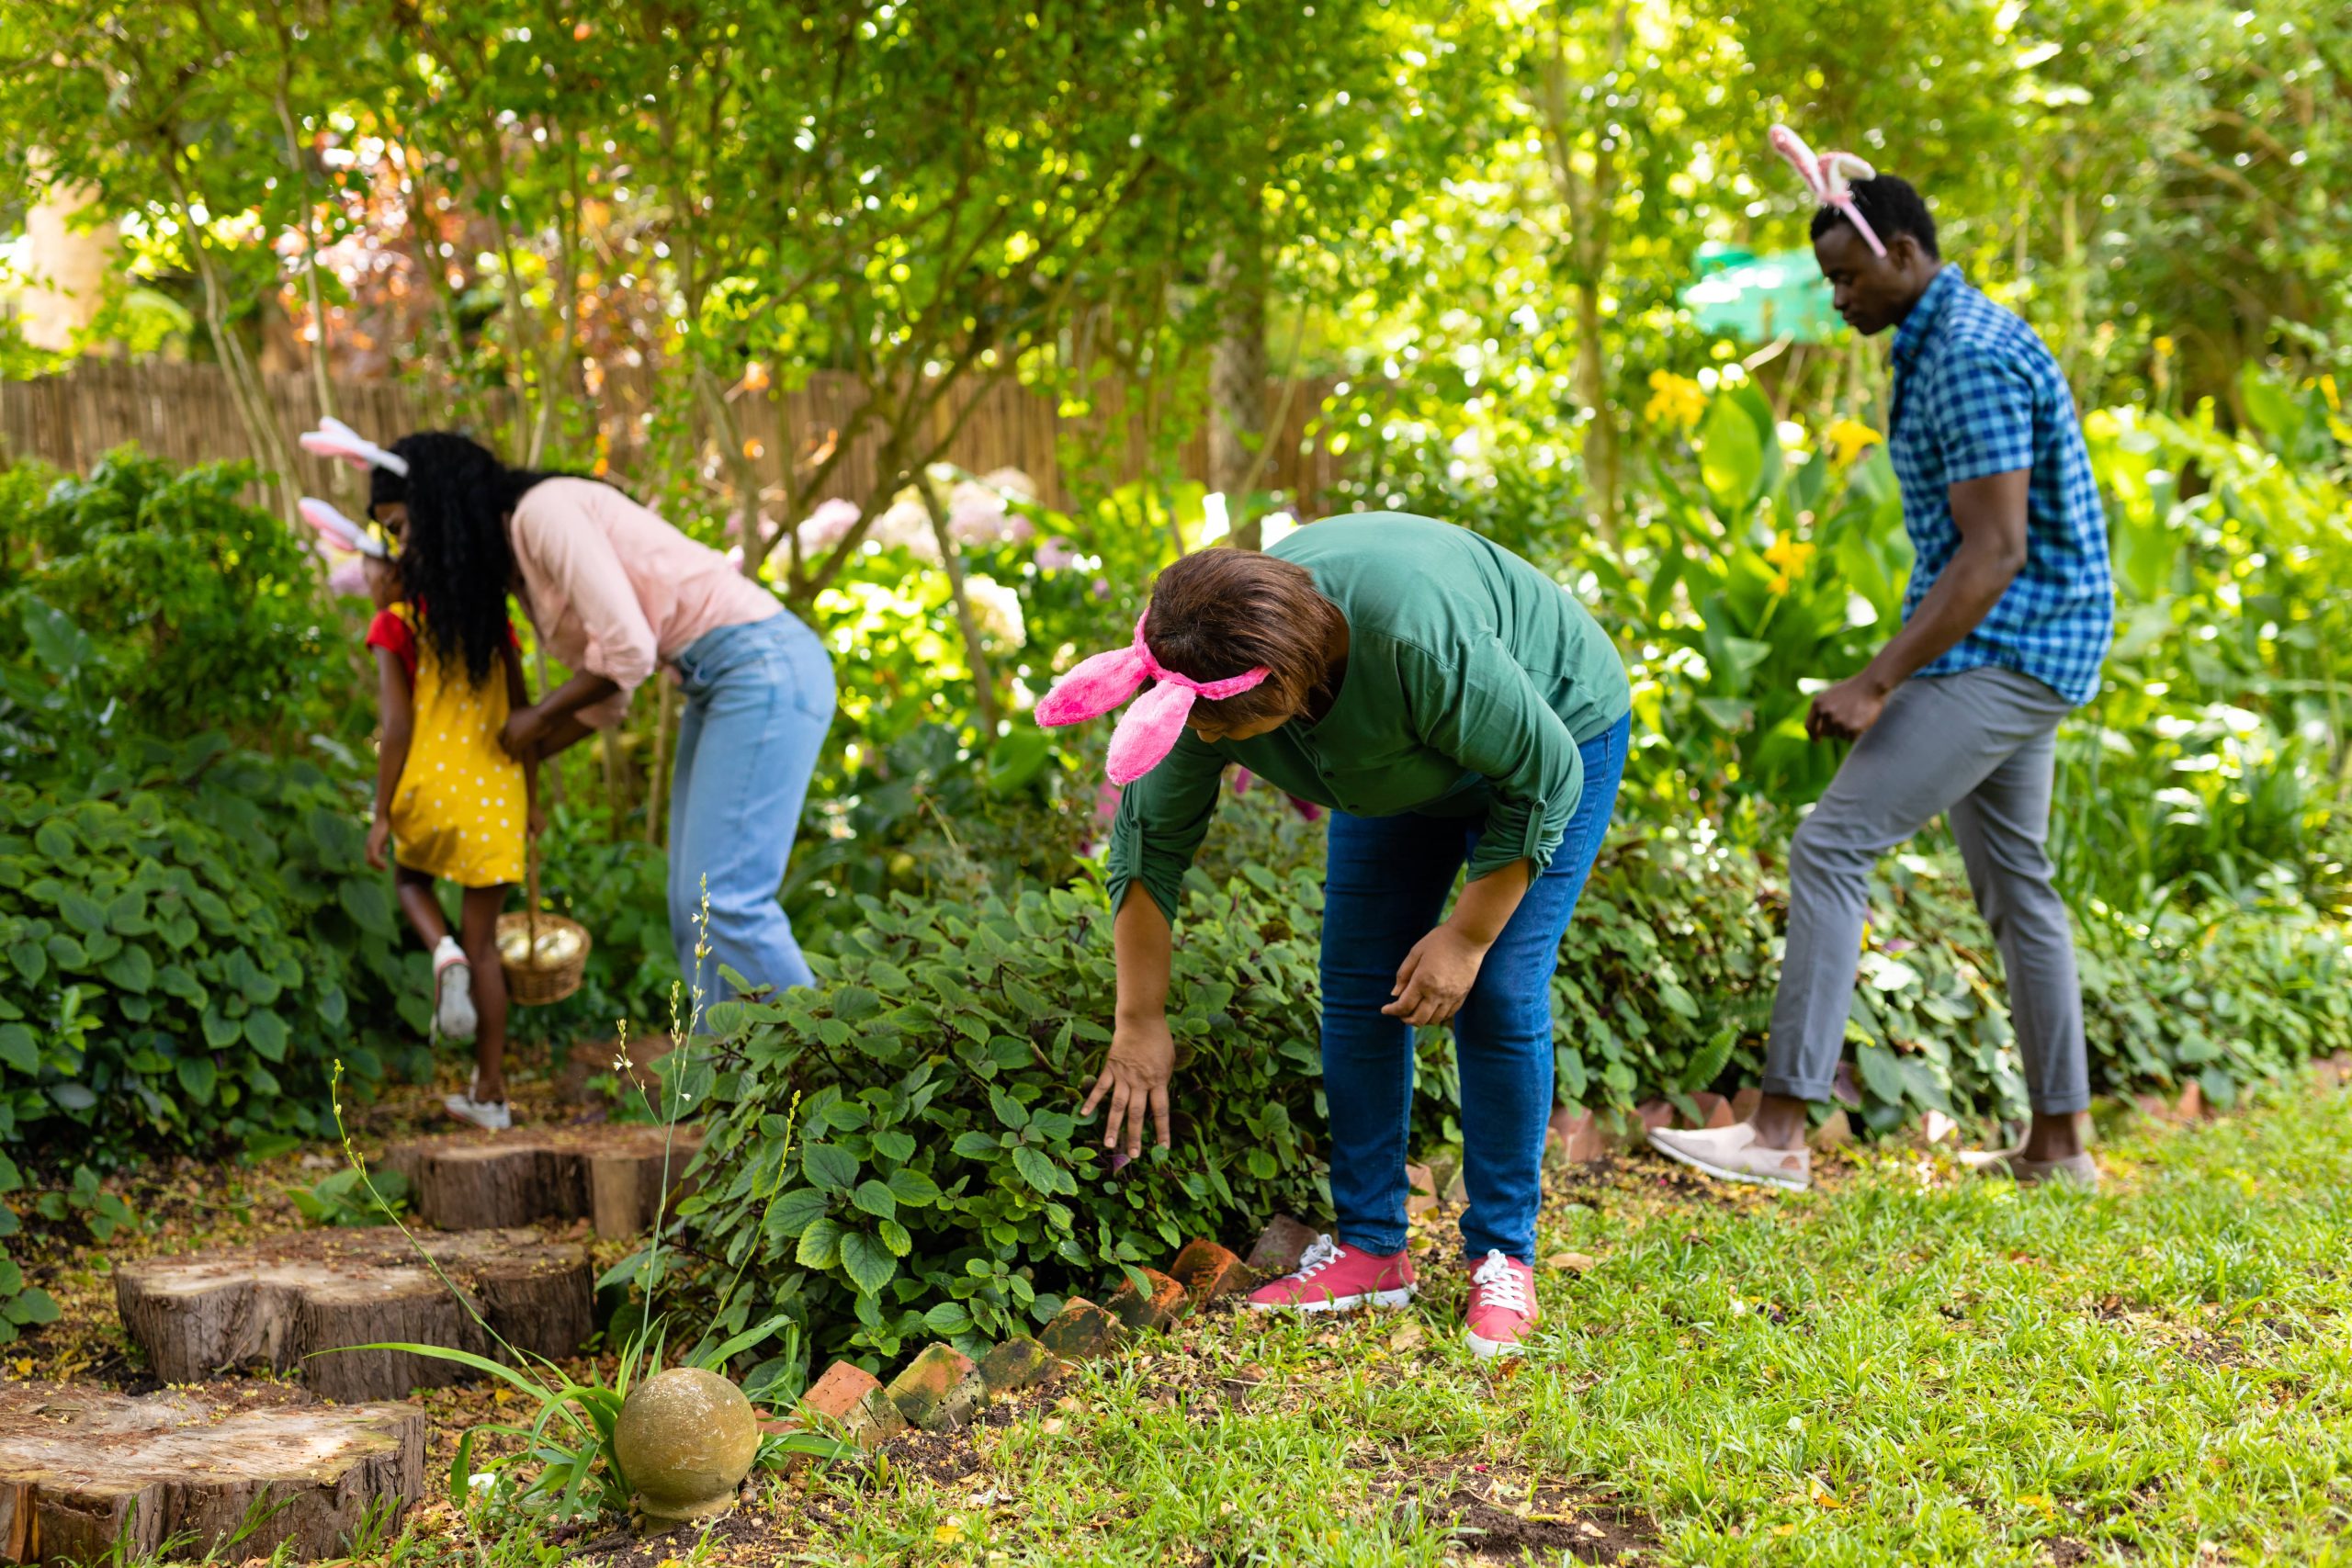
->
xmin=1082 ymin=1013 xmax=1175 ymax=1162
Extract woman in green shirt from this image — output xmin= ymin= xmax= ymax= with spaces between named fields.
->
xmin=1040 ymin=513 xmax=1631 ymax=1358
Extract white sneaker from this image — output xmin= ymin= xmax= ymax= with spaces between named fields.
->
xmin=433 ymin=937 xmax=477 ymax=1043
xmin=443 ymin=1073 xmax=512 ymax=1133
xmin=1647 ymin=1122 xmax=1811 ymax=1192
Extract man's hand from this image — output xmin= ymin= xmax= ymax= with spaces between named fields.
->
xmin=1081 ymin=1013 xmax=1176 ymax=1162
xmin=1383 ymin=926 xmax=1489 ymax=1027
xmin=365 ymin=816 xmax=391 ymax=872
xmin=1807 ymin=673 xmax=1891 ymax=742
xmin=501 ymin=705 xmax=547 ymax=761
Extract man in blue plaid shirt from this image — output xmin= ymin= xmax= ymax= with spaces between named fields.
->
xmin=1653 ymin=175 xmax=2115 ymax=1195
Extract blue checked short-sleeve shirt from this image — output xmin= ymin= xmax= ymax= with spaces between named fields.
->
xmin=1887 ymin=265 xmax=2113 ymax=705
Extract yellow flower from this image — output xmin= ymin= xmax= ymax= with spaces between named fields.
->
xmin=1645 ymin=368 xmax=1707 ymax=430
xmin=2153 ymin=335 xmax=2176 ymax=357
xmin=1763 ymin=534 xmax=1815 ymax=595
xmin=933 ymin=1519 xmax=966 ymax=1544
xmin=1824 ymin=417 xmax=1882 ymax=467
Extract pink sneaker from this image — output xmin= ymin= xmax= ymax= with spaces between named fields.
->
xmin=1245 ymin=1234 xmax=1416 ymax=1314
xmin=1463 ymin=1249 xmax=1537 ymax=1359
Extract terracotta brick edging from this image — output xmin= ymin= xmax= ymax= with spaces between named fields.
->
xmin=795 ymin=1220 xmax=1299 ymax=1443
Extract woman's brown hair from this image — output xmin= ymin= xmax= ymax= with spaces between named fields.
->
xmin=1143 ymin=547 xmax=1346 ymax=728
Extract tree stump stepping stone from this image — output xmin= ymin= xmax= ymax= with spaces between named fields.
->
xmin=379 ymin=1122 xmax=704 ymax=1236
xmin=115 ymin=1228 xmax=590 ymax=1403
xmin=0 ymin=1381 xmax=423 ymax=1565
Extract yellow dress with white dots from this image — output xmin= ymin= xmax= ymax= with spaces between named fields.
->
xmin=380 ymin=604 xmax=527 ymax=888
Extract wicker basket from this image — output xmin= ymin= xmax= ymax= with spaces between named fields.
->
xmin=498 ymin=854 xmax=590 ymax=1007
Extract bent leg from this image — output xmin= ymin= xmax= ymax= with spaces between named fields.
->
xmin=458 ymin=884 xmax=512 ymax=1102
xmin=668 ymin=617 xmax=837 ymax=1001
xmin=1948 ymin=719 xmax=2087 ymax=1118
xmin=1764 ymin=671 xmax=2059 ymax=1109
xmin=1319 ymin=811 xmax=1462 ymax=1256
xmin=1453 ymin=715 xmax=1628 ymax=1261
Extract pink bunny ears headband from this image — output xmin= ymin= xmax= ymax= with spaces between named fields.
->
xmin=298 ymin=497 xmax=391 ymax=559
xmin=1769 ymin=124 xmax=1885 ymax=259
xmin=1035 ymin=613 xmax=1270 ymax=785
xmin=299 ymin=416 xmax=410 ymax=477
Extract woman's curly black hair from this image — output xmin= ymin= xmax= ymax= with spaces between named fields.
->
xmin=370 ymin=433 xmax=575 ymax=685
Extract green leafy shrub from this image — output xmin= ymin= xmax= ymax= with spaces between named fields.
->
xmin=0 ymin=739 xmax=413 ymax=1160
xmin=0 ymin=451 xmax=351 ymax=750
xmin=685 ymin=873 xmax=1327 ymax=1364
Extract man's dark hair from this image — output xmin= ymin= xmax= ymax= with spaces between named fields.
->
xmin=1810 ymin=174 xmax=1939 ymax=260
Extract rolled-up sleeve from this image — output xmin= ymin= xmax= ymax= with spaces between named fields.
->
xmin=1406 ymin=639 xmax=1581 ymax=883
xmin=511 ymin=496 xmax=659 ymax=720
xmin=1103 ymin=733 xmax=1227 ymax=926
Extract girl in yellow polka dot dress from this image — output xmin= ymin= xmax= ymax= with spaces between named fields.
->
xmin=359 ymin=515 xmax=537 ymax=1132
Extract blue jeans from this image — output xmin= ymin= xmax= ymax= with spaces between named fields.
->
xmin=1320 ymin=714 xmax=1629 ymax=1263
xmin=668 ymin=611 xmax=836 ymax=998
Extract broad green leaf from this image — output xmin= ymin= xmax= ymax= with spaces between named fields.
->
xmin=763 ymin=1186 xmax=831 ymax=1241
xmin=801 ymin=1142 xmax=857 ymax=1193
xmin=837 ymin=1230 xmax=898 ymax=1295
xmin=885 ymin=1168 xmax=941 ymax=1207
xmin=796 ymin=1217 xmax=843 ymax=1269
xmin=59 ymin=893 xmax=108 ymax=938
xmin=1010 ymin=1144 xmax=1066 ymax=1197
xmin=100 ymin=945 xmax=153 ymax=994
xmin=4 ymin=1288 xmax=60 ymax=1326
xmin=1855 ymin=1043 xmax=1906 ymax=1106
xmin=243 ymin=1010 xmax=288 ymax=1062
xmin=849 ymin=1179 xmax=897 ymax=1222
xmin=0 ymin=1026 xmax=36 ymax=1076
xmin=176 ymin=1055 xmax=218 ymax=1105
xmin=338 ymin=878 xmax=396 ymax=938
xmin=200 ymin=1009 xmax=242 ymax=1050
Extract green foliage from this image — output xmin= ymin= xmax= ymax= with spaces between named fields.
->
xmin=0 ymin=452 xmax=349 ymax=749
xmin=0 ymin=748 xmax=412 ymax=1161
xmin=291 ymin=1166 xmax=411 ymax=1228
xmin=686 ymin=874 xmax=1328 ymax=1363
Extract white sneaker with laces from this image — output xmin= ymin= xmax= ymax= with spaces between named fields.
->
xmin=442 ymin=1073 xmax=511 ymax=1132
xmin=433 ymin=937 xmax=478 ymax=1043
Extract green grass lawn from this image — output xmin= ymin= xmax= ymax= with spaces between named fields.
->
xmin=777 ymin=1083 xmax=2352 ymax=1567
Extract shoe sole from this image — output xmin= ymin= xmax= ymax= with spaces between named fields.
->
xmin=1464 ymin=1327 xmax=1529 ymax=1360
xmin=442 ymin=1098 xmax=511 ymax=1133
xmin=1245 ymin=1286 xmax=1416 ymax=1314
xmin=435 ymin=961 xmax=478 ymax=1043
xmin=1645 ymin=1131 xmax=1810 ymax=1192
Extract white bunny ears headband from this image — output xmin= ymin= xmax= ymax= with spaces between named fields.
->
xmin=296 ymin=416 xmax=404 ymax=559
xmin=300 ymin=415 xmax=409 ymax=477
xmin=1769 ymin=124 xmax=1885 ymax=258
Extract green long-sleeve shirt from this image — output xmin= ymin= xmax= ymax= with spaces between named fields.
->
xmin=1106 ymin=513 xmax=1632 ymax=923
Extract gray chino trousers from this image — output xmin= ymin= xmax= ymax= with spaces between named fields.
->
xmin=1762 ymin=665 xmax=2091 ymax=1116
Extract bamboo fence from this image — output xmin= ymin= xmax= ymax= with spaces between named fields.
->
xmin=0 ymin=358 xmax=1349 ymax=517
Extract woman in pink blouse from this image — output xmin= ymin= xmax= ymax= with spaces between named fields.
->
xmin=371 ymin=434 xmax=836 ymax=1020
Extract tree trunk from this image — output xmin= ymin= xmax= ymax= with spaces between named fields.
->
xmin=0 ymin=1382 xmax=424 ymax=1566
xmin=920 ymin=477 xmax=1003 ymax=739
xmin=1208 ymin=221 xmax=1268 ymax=549
xmin=1574 ymin=276 xmax=1618 ymax=537
xmin=161 ymin=152 xmax=300 ymax=522
xmin=113 ymin=1227 xmax=592 ymax=1404
xmin=379 ymin=1122 xmax=706 ymax=1236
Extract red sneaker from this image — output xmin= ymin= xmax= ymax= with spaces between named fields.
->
xmin=1463 ymin=1249 xmax=1537 ymax=1359
xmin=1245 ymin=1234 xmax=1416 ymax=1314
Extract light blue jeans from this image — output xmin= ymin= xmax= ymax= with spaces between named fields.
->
xmin=668 ymin=611 xmax=836 ymax=998
xmin=1320 ymin=714 xmax=1629 ymax=1263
